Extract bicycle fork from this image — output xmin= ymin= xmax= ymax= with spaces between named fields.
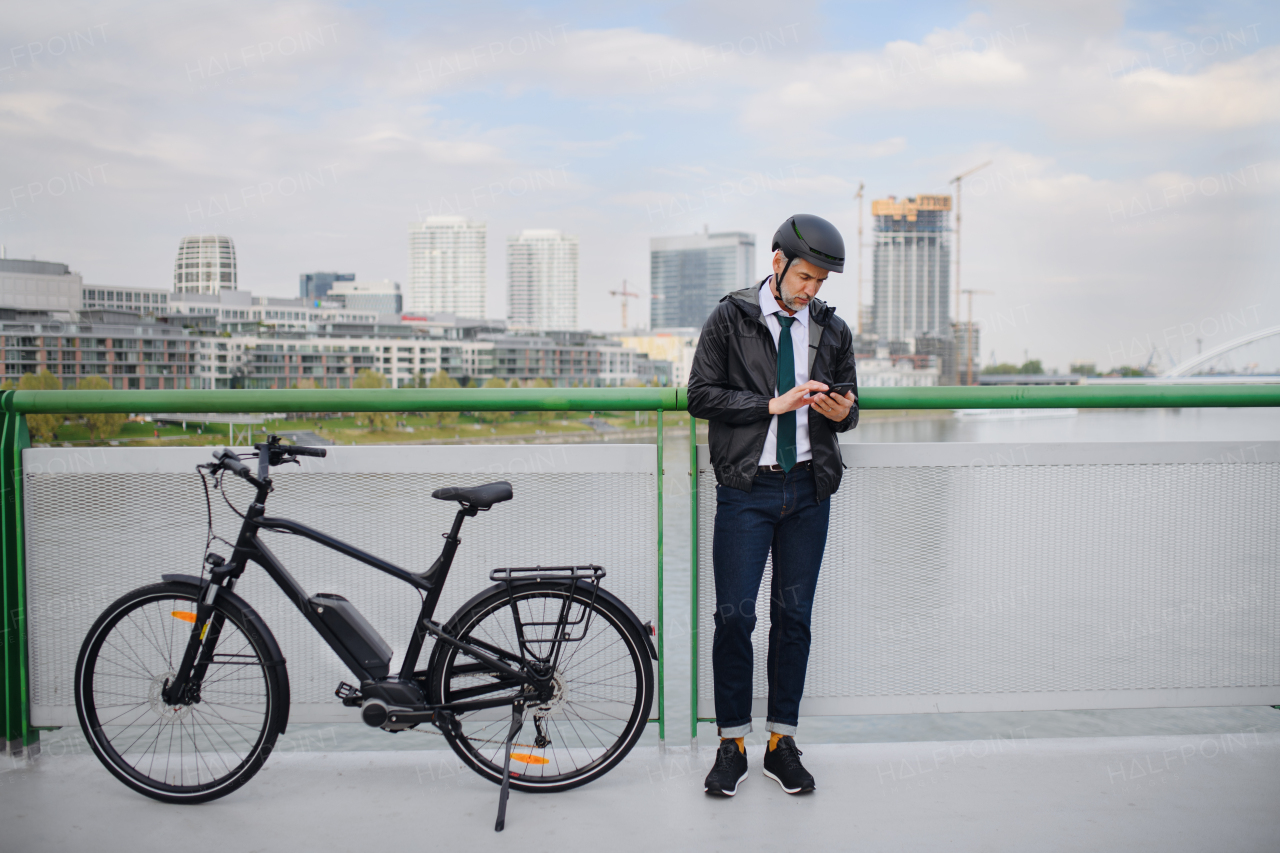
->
xmin=161 ymin=571 xmax=233 ymax=706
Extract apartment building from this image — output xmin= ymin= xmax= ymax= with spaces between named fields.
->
xmin=1 ymin=308 xmax=199 ymax=389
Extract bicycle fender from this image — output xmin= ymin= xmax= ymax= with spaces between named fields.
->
xmin=445 ymin=580 xmax=658 ymax=661
xmin=579 ymin=581 xmax=658 ymax=660
xmin=161 ymin=573 xmax=293 ymax=732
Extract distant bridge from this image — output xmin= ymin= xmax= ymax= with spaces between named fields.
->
xmin=1161 ymin=323 xmax=1280 ymax=377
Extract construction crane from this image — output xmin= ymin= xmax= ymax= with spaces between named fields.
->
xmin=961 ymin=288 xmax=994 ymax=385
xmin=853 ymin=181 xmax=865 ymax=335
xmin=610 ymin=280 xmax=640 ymax=330
xmin=950 ymin=161 xmax=992 ymax=324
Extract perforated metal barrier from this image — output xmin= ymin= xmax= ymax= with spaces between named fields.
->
xmin=696 ymin=442 xmax=1280 ymax=720
xmin=24 ymin=445 xmax=658 ymax=726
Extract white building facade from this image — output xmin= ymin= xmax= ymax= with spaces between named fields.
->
xmin=174 ymin=234 xmax=237 ymax=294
xmin=507 ymin=229 xmax=578 ymax=332
xmin=0 ymin=259 xmax=83 ymax=313
xmin=408 ymin=217 xmax=486 ymax=317
xmin=167 ymin=290 xmax=383 ymax=331
xmin=328 ymin=279 xmax=402 ymax=314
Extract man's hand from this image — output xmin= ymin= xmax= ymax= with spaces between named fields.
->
xmin=810 ymin=389 xmax=856 ymax=422
xmin=770 ymin=380 xmax=839 ymax=416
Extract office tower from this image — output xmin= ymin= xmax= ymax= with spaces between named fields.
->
xmin=507 ymin=229 xmax=578 ymax=331
xmin=300 ymin=272 xmax=355 ymax=301
xmin=650 ymin=229 xmax=754 ymax=330
xmin=328 ymin=279 xmax=402 ymax=314
xmin=174 ymin=234 xmax=237 ymax=294
xmin=408 ymin=217 xmax=486 ymax=317
xmin=871 ymin=195 xmax=951 ymax=342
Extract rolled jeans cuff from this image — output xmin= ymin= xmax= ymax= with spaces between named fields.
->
xmin=765 ymin=720 xmax=797 ymax=736
xmin=717 ymin=722 xmax=752 ymax=737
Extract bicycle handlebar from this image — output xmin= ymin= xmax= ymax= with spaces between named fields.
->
xmin=213 ymin=449 xmax=253 ymax=480
xmin=210 ymin=440 xmax=327 ymax=489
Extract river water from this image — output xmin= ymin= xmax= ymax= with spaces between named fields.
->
xmin=40 ymin=408 xmax=1278 ymax=758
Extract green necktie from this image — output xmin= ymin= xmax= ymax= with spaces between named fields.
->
xmin=775 ymin=314 xmax=797 ymax=472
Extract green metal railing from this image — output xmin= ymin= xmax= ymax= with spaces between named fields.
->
xmin=0 ymin=387 xmax=683 ymax=754
xmin=5 ymin=383 xmax=1280 ymax=754
xmin=684 ymin=383 xmax=1280 ymax=741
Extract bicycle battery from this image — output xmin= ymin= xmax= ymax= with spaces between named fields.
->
xmin=309 ymin=593 xmax=393 ymax=679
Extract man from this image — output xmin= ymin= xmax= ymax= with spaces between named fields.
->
xmin=687 ymin=213 xmax=858 ymax=797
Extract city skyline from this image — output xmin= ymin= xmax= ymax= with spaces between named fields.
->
xmin=2 ymin=2 xmax=1276 ymax=372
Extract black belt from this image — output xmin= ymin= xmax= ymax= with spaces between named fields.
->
xmin=758 ymin=460 xmax=812 ymax=473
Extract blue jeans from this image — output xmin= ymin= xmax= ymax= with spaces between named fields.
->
xmin=711 ymin=467 xmax=830 ymax=737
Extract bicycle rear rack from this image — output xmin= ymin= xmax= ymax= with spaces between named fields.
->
xmin=488 ymin=565 xmax=605 ymax=583
xmin=489 ymin=565 xmax=605 ymax=659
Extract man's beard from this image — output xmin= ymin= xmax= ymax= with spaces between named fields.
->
xmin=775 ymin=276 xmax=806 ymax=313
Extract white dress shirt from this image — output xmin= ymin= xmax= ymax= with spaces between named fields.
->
xmin=756 ymin=276 xmax=812 ymax=467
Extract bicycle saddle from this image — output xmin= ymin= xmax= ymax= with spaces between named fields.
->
xmin=431 ymin=481 xmax=513 ymax=509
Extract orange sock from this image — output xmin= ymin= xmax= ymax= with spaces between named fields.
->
xmin=769 ymin=732 xmax=785 ymax=751
xmin=720 ymin=737 xmax=745 ymax=754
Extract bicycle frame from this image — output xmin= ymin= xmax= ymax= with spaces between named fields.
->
xmin=167 ymin=471 xmax=562 ymax=718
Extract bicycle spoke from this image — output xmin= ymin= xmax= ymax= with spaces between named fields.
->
xmin=438 ymin=587 xmax=646 ymax=788
xmin=80 ymin=592 xmax=276 ymax=798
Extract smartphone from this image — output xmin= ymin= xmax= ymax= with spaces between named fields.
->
xmin=816 ymin=382 xmax=857 ymax=397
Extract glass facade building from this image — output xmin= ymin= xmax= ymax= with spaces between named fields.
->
xmin=299 ymin=272 xmax=355 ymax=301
xmin=649 ymin=230 xmax=754 ymax=330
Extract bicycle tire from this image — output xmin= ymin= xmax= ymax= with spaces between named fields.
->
xmin=75 ymin=581 xmax=287 ymax=804
xmin=425 ymin=583 xmax=653 ymax=793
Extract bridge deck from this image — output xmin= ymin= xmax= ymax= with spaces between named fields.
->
xmin=4 ymin=733 xmax=1277 ymax=852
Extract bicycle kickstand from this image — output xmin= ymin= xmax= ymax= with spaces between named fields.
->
xmin=495 ymin=701 xmax=524 ymax=832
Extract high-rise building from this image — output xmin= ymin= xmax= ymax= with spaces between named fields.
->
xmin=650 ymin=230 xmax=754 ymax=330
xmin=507 ymin=229 xmax=578 ymax=331
xmin=300 ymin=272 xmax=354 ymax=301
xmin=174 ymin=235 xmax=237 ymax=294
xmin=408 ymin=217 xmax=486 ymax=317
xmin=871 ymin=195 xmax=951 ymax=343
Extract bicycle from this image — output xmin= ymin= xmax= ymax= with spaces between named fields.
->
xmin=74 ymin=435 xmax=656 ymax=831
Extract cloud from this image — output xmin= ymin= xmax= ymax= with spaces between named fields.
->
xmin=1097 ymin=46 xmax=1280 ymax=131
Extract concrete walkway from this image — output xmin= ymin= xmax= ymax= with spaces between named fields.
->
xmin=3 ymin=734 xmax=1278 ymax=852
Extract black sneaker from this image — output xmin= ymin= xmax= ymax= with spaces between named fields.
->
xmin=703 ymin=739 xmax=748 ymax=796
xmin=763 ymin=736 xmax=815 ymax=794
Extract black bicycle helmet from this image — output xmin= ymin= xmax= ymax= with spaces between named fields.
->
xmin=771 ymin=214 xmax=845 ymax=275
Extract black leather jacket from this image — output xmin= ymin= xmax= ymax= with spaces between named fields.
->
xmin=687 ymin=281 xmax=859 ymax=502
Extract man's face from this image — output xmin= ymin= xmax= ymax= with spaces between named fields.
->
xmin=770 ymin=251 xmax=829 ymax=314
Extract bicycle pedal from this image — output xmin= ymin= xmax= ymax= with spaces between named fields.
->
xmin=335 ymin=681 xmax=362 ymax=706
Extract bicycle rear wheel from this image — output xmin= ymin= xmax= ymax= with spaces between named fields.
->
xmin=75 ymin=581 xmax=286 ymax=803
xmin=426 ymin=584 xmax=653 ymax=792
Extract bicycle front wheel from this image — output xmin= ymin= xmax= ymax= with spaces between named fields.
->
xmin=74 ymin=581 xmax=286 ymax=803
xmin=426 ymin=584 xmax=654 ymax=792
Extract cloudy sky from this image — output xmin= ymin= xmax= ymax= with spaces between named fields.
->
xmin=2 ymin=0 xmax=1277 ymax=371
